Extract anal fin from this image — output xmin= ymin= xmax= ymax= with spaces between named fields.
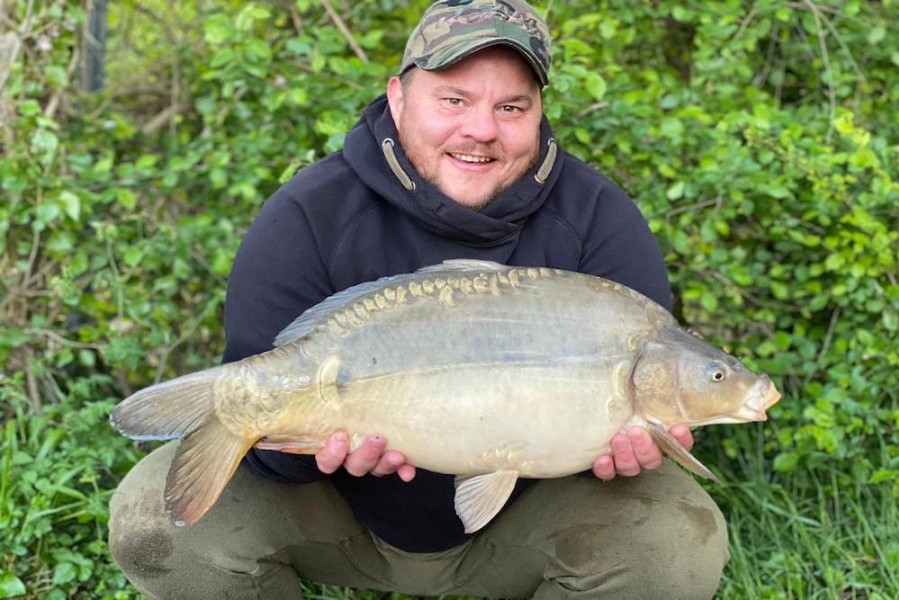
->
xmin=453 ymin=470 xmax=519 ymax=534
xmin=648 ymin=423 xmax=719 ymax=483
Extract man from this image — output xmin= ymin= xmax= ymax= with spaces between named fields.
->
xmin=109 ymin=1 xmax=729 ymax=597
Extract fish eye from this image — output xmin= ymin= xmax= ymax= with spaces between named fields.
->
xmin=707 ymin=363 xmax=727 ymax=382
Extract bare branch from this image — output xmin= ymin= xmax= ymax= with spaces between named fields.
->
xmin=801 ymin=0 xmax=837 ymax=143
xmin=320 ymin=0 xmax=368 ymax=63
xmin=44 ymin=44 xmax=80 ymax=120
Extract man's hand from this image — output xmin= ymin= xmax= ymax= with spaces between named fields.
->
xmin=315 ymin=431 xmax=416 ymax=482
xmin=592 ymin=425 xmax=693 ymax=481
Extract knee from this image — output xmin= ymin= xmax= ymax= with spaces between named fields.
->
xmin=623 ymin=499 xmax=729 ymax=598
xmin=534 ymin=470 xmax=729 ymax=599
xmin=107 ymin=444 xmax=180 ymax=582
xmin=545 ymin=503 xmax=728 ymax=599
xmin=109 ymin=524 xmax=179 ymax=582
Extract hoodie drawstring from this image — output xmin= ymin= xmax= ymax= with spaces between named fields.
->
xmin=535 ymin=139 xmax=557 ymax=184
xmin=382 ymin=138 xmax=416 ymax=192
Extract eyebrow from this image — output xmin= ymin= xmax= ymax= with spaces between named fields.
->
xmin=433 ymin=86 xmax=535 ymax=107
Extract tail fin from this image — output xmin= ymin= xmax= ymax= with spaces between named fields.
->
xmin=111 ymin=368 xmax=254 ymax=526
xmin=110 ymin=370 xmax=223 ymax=440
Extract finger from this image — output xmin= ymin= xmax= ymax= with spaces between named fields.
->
xmin=592 ymin=454 xmax=616 ymax=481
xmin=610 ymin=433 xmax=640 ymax=477
xmin=396 ymin=464 xmax=417 ymax=482
xmin=343 ymin=434 xmax=387 ymax=477
xmin=370 ymin=450 xmax=406 ymax=477
xmin=627 ymin=427 xmax=662 ymax=471
xmin=669 ymin=424 xmax=694 ymax=451
xmin=315 ymin=431 xmax=349 ymax=474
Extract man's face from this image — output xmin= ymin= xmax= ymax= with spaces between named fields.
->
xmin=386 ymin=46 xmax=543 ymax=210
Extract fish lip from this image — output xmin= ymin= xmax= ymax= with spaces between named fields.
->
xmin=738 ymin=377 xmax=782 ymax=422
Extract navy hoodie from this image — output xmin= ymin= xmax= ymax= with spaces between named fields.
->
xmin=222 ymin=95 xmax=672 ymax=552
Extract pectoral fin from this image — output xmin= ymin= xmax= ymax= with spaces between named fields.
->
xmin=253 ymin=436 xmax=324 ymax=455
xmin=648 ymin=423 xmax=719 ymax=483
xmin=453 ymin=470 xmax=519 ymax=534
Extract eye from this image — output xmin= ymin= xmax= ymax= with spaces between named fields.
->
xmin=707 ymin=363 xmax=727 ymax=382
xmin=444 ymin=97 xmax=463 ymax=106
xmin=500 ymin=105 xmax=522 ymax=113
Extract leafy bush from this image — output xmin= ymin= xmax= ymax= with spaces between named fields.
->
xmin=1 ymin=0 xmax=896 ymax=597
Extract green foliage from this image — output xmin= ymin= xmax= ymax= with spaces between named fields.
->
xmin=1 ymin=0 xmax=897 ymax=597
xmin=0 ymin=377 xmax=138 ymax=599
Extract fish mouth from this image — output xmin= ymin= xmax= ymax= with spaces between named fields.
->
xmin=736 ymin=377 xmax=782 ymax=422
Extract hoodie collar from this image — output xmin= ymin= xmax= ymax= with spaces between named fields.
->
xmin=343 ymin=95 xmax=562 ymax=246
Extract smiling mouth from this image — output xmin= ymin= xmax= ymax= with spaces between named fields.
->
xmin=449 ymin=152 xmax=496 ymax=164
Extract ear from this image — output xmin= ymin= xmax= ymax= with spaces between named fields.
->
xmin=386 ymin=76 xmax=404 ymax=129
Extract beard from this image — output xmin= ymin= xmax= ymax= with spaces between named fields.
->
xmin=397 ymin=129 xmax=538 ymax=212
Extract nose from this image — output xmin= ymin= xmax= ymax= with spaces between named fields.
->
xmin=459 ymin=105 xmax=499 ymax=142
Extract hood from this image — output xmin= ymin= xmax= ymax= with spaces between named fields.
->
xmin=342 ymin=95 xmax=563 ymax=246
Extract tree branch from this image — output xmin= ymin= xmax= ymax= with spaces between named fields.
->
xmin=320 ymin=0 xmax=368 ymax=63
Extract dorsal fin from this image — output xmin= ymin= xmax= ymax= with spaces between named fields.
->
xmin=273 ymin=260 xmax=511 ymax=347
xmin=273 ymin=277 xmax=396 ymax=347
xmin=417 ymin=259 xmax=509 ymax=274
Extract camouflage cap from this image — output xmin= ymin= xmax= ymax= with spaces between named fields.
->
xmin=400 ymin=0 xmax=552 ymax=86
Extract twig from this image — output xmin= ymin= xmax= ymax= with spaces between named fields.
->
xmin=576 ymin=101 xmax=608 ymax=118
xmin=320 ymin=0 xmax=368 ymax=63
xmin=24 ymin=328 xmax=105 ymax=351
xmin=731 ymin=5 xmax=758 ymax=43
xmin=288 ymin=2 xmax=304 ymax=35
xmin=708 ymin=270 xmax=768 ymax=309
xmin=141 ymin=102 xmax=185 ymax=136
xmin=801 ymin=0 xmax=836 ymax=143
xmin=804 ymin=307 xmax=839 ymax=388
xmin=752 ymin=23 xmax=780 ymax=88
xmin=153 ymin=300 xmax=218 ymax=383
xmin=44 ymin=44 xmax=80 ymax=120
xmin=664 ymin=197 xmax=723 ymax=218
xmin=0 ymin=31 xmax=21 ymax=93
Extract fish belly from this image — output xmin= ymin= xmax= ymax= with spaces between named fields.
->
xmin=315 ymin=357 xmax=634 ymax=478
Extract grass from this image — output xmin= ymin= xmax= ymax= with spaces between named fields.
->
xmin=706 ymin=426 xmax=898 ymax=599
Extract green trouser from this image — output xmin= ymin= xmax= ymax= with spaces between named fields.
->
xmin=109 ymin=442 xmax=728 ymax=599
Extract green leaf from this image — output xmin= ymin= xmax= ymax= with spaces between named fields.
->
xmin=116 ymin=188 xmax=137 ymax=210
xmin=867 ymin=26 xmax=886 ymax=45
xmin=659 ymin=117 xmax=684 ymax=140
xmin=584 ymin=72 xmax=607 ymax=101
xmin=773 ymin=452 xmax=799 ymax=473
xmin=666 ymin=181 xmax=685 ymax=200
xmin=46 ymin=230 xmax=74 ymax=254
xmin=700 ymin=291 xmax=719 ymax=312
xmin=18 ymin=100 xmax=41 ymax=117
xmin=58 ymin=191 xmax=80 ymax=222
xmin=203 ymin=15 xmax=234 ymax=44
xmin=0 ymin=572 xmax=26 ymax=598
xmin=884 ymin=310 xmax=898 ymax=332
xmin=52 ymin=562 xmax=76 ymax=586
xmin=30 ymin=129 xmax=59 ymax=162
xmin=869 ymin=469 xmax=898 ymax=484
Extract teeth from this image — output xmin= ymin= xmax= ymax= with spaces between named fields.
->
xmin=452 ymin=153 xmax=493 ymax=163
